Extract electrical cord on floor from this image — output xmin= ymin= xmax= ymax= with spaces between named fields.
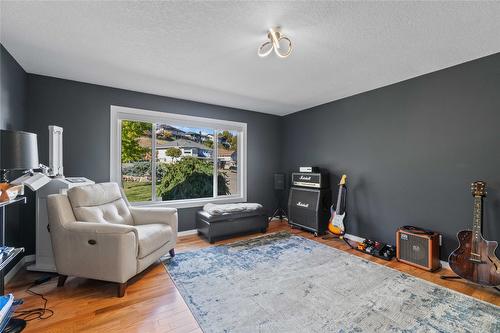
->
xmin=321 ymin=232 xmax=357 ymax=250
xmin=13 ymin=279 xmax=54 ymax=322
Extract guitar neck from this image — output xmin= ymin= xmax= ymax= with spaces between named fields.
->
xmin=471 ymin=196 xmax=483 ymax=256
xmin=335 ymin=184 xmax=344 ymax=213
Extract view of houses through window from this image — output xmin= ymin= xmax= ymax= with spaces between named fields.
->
xmin=121 ymin=120 xmax=239 ymax=203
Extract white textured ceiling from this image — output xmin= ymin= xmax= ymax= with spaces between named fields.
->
xmin=1 ymin=1 xmax=500 ymax=116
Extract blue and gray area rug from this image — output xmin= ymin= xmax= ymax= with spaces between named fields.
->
xmin=163 ymin=232 xmax=499 ymax=333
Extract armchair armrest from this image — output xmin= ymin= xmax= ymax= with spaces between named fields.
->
xmin=129 ymin=207 xmax=178 ymax=234
xmin=52 ymin=222 xmax=139 ymax=283
xmin=66 ymin=221 xmax=138 ymax=235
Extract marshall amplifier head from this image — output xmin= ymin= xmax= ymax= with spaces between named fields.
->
xmin=299 ymin=166 xmax=320 ymax=173
xmin=291 ymin=172 xmax=329 ymax=189
xmin=396 ymin=227 xmax=441 ymax=271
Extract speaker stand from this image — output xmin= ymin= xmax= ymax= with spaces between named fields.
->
xmin=440 ymin=275 xmax=500 ymax=292
xmin=269 ymin=207 xmax=287 ymax=222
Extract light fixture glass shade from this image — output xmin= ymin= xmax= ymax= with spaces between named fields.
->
xmin=0 ymin=130 xmax=39 ymax=170
xmin=273 ymin=36 xmax=292 ymax=58
xmin=258 ymin=41 xmax=274 ymax=57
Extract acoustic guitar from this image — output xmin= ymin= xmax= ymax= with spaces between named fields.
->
xmin=448 ymin=181 xmax=500 ymax=287
xmin=328 ymin=175 xmax=347 ymax=236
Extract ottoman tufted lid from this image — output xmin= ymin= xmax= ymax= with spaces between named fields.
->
xmin=203 ymin=203 xmax=263 ymax=216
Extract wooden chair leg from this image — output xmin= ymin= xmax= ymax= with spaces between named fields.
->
xmin=57 ymin=275 xmax=67 ymax=287
xmin=117 ymin=282 xmax=127 ymax=297
xmin=169 ymin=248 xmax=175 ymax=258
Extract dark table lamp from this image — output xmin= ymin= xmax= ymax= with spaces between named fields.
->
xmin=0 ymin=130 xmax=39 ymax=183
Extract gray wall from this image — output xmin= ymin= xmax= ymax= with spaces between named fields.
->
xmin=26 ymin=75 xmax=282 ymax=231
xmin=282 ymin=53 xmax=500 ymax=260
xmin=4 ymin=42 xmax=500 ymax=265
xmin=1 ymin=45 xmax=26 ymax=130
xmin=1 ymin=44 xmax=35 ymax=270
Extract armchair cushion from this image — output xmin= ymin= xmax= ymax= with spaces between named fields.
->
xmin=67 ymin=182 xmax=133 ymax=225
xmin=135 ymin=224 xmax=173 ymax=258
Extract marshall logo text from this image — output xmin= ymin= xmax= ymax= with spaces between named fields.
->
xmin=296 ymin=201 xmax=309 ymax=208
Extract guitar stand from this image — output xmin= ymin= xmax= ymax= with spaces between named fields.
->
xmin=322 ymin=232 xmax=357 ymax=251
xmin=440 ymin=275 xmax=500 ymax=292
xmin=321 ymin=232 xmax=343 ymax=241
xmin=322 ymin=234 xmax=338 ymax=240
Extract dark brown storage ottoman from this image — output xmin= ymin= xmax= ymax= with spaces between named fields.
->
xmin=196 ymin=207 xmax=268 ymax=243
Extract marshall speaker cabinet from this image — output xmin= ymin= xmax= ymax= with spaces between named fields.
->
xmin=288 ymin=187 xmax=331 ymax=236
xmin=396 ymin=227 xmax=441 ymax=271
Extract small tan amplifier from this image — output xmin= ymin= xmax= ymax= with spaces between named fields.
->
xmin=396 ymin=226 xmax=441 ymax=271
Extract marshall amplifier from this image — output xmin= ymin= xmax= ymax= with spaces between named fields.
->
xmin=299 ymin=166 xmax=320 ymax=173
xmin=396 ymin=226 xmax=441 ymax=271
xmin=287 ymin=187 xmax=331 ymax=236
xmin=291 ymin=172 xmax=329 ymax=189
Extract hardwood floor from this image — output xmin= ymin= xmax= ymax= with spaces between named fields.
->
xmin=6 ymin=220 xmax=499 ymax=332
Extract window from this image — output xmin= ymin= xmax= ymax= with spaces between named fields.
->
xmin=110 ymin=106 xmax=247 ymax=207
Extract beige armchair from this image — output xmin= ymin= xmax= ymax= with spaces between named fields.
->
xmin=47 ymin=182 xmax=177 ymax=297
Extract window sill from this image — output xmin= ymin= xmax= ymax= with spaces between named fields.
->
xmin=129 ymin=195 xmax=246 ymax=209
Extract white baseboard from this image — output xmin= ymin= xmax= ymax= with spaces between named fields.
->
xmin=5 ymin=254 xmax=35 ymax=284
xmin=178 ymin=229 xmax=198 ymax=237
xmin=178 ymin=217 xmax=288 ymax=237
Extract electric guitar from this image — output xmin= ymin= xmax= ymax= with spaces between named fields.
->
xmin=328 ymin=175 xmax=347 ymax=236
xmin=448 ymin=181 xmax=500 ymax=287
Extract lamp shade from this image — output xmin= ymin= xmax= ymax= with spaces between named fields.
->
xmin=0 ymin=130 xmax=39 ymax=170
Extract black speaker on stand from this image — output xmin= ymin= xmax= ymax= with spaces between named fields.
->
xmin=269 ymin=173 xmax=287 ymax=222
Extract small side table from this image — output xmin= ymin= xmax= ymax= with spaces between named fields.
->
xmin=0 ymin=197 xmax=27 ymax=332
xmin=0 ymin=197 xmax=27 ymax=295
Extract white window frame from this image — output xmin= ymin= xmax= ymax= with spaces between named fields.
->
xmin=110 ymin=105 xmax=247 ymax=208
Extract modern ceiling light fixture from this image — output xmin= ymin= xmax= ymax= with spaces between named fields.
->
xmin=258 ymin=27 xmax=292 ymax=59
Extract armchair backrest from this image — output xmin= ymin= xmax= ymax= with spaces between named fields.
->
xmin=67 ymin=182 xmax=134 ymax=225
xmin=47 ymin=194 xmax=77 ymax=228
